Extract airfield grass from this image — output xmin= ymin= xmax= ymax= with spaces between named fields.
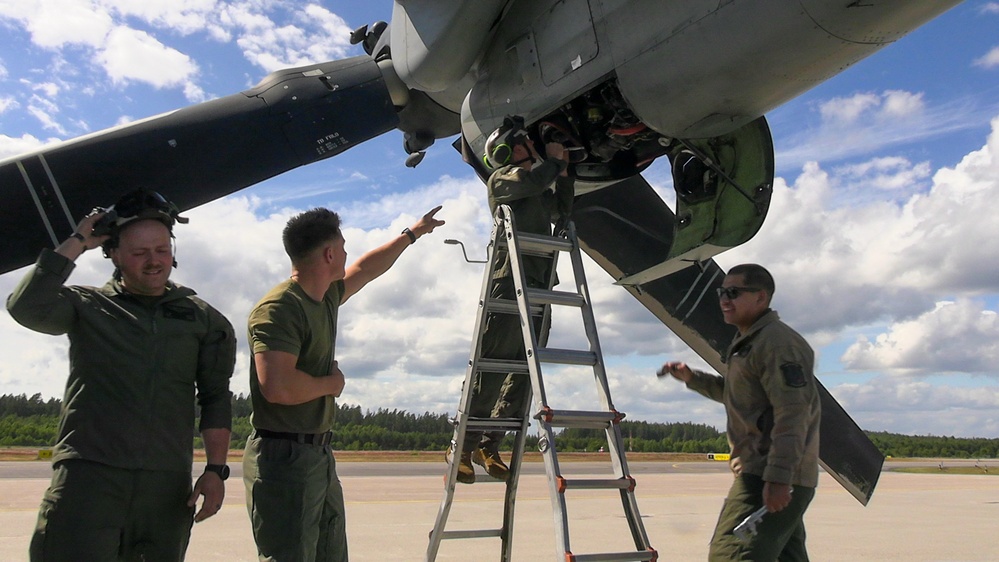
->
xmin=4 ymin=448 xmax=997 ymax=475
xmin=0 ymin=448 xmax=708 ymax=463
xmin=891 ymin=465 xmax=999 ymax=475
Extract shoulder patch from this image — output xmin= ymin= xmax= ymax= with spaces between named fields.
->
xmin=780 ymin=362 xmax=808 ymax=388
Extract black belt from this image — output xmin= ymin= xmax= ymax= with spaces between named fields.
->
xmin=255 ymin=428 xmax=333 ymax=446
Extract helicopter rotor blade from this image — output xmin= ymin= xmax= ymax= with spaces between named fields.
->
xmin=0 ymin=55 xmax=399 ymax=274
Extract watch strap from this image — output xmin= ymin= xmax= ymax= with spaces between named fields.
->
xmin=401 ymin=227 xmax=416 ymax=244
xmin=204 ymin=463 xmax=230 ymax=480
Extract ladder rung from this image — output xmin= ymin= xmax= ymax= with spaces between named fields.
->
xmin=525 ymin=287 xmax=585 ymax=307
xmin=463 ymin=416 xmax=524 ymax=432
xmin=536 ymin=409 xmax=622 ymax=428
xmin=487 ymin=298 xmax=544 ymax=316
xmin=567 ymin=550 xmax=658 ymax=562
xmin=475 ymin=359 xmax=530 ymax=374
xmin=441 ymin=528 xmax=503 ymax=540
xmin=506 ymin=232 xmax=574 ymax=254
xmin=536 ymin=348 xmax=597 ymax=365
xmin=556 ymin=477 xmax=636 ymax=492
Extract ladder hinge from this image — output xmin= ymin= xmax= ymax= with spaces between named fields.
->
xmin=538 ymin=406 xmax=554 ymax=423
xmin=611 ymin=409 xmax=626 ymax=424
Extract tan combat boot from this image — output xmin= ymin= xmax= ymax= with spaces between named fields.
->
xmin=445 ymin=448 xmax=475 ymax=484
xmin=472 ymin=447 xmax=510 ymax=481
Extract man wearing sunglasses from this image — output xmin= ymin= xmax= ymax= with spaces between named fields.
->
xmin=7 ymin=189 xmax=236 ymax=561
xmin=658 ymin=263 xmax=820 ymax=561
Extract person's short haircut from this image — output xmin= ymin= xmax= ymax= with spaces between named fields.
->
xmin=283 ymin=208 xmax=342 ymax=263
xmin=728 ymin=263 xmax=775 ymax=298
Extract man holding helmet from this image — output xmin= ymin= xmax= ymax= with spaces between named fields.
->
xmin=7 ymin=189 xmax=236 ymax=562
xmin=450 ymin=116 xmax=574 ymax=483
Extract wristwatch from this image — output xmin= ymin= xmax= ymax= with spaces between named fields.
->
xmin=401 ymin=227 xmax=417 ymax=244
xmin=204 ymin=463 xmax=230 ymax=481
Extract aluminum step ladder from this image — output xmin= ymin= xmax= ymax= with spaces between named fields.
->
xmin=426 ymin=205 xmax=657 ymax=562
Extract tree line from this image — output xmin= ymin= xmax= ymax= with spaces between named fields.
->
xmin=2 ymin=393 xmax=998 ymax=458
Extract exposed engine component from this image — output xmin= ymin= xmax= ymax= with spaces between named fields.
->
xmin=530 ymin=79 xmax=676 ymax=182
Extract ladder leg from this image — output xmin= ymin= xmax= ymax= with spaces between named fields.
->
xmin=499 ymin=398 xmax=533 ymax=562
xmin=506 ymin=211 xmax=655 ymax=560
xmin=427 ymin=221 xmax=506 ymax=561
xmin=427 ymin=211 xmax=541 ymax=561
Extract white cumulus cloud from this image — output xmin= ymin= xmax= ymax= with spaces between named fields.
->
xmin=0 ymin=133 xmax=53 ymax=159
xmin=833 ymin=156 xmax=932 ymax=192
xmin=98 ymin=26 xmax=201 ymax=92
xmin=224 ymin=3 xmax=354 ymax=72
xmin=723 ymin=115 xmax=999 ymax=333
xmin=974 ymin=46 xmax=999 ymax=69
xmin=819 ymin=90 xmax=924 ymax=125
xmin=841 ymin=300 xmax=999 ymax=375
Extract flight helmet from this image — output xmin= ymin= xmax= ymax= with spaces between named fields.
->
xmin=97 ymin=189 xmax=188 ymax=256
xmin=483 ymin=115 xmax=531 ymax=169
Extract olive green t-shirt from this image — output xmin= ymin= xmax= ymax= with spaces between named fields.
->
xmin=247 ymin=278 xmax=345 ymax=433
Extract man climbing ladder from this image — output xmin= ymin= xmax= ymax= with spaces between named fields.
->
xmin=447 ymin=115 xmax=575 ymax=485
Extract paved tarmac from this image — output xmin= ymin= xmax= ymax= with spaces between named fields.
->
xmin=1 ymin=460 xmax=996 ymax=561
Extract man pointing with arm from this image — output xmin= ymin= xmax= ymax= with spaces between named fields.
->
xmin=244 ymin=206 xmax=444 ymax=562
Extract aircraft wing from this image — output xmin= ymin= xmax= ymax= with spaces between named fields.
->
xmin=573 ymin=173 xmax=885 ymax=505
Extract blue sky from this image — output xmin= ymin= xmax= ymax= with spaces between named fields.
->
xmin=1 ymin=1 xmax=998 ymax=438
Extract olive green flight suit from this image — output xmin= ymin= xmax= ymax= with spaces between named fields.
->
xmin=7 ymin=248 xmax=235 ymax=562
xmin=684 ymin=310 xmax=821 ymax=561
xmin=464 ymin=157 xmax=574 ymax=454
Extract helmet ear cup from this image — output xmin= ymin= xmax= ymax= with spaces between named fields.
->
xmin=490 ymin=143 xmax=513 ymax=167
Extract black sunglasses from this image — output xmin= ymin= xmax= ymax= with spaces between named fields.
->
xmin=716 ymin=286 xmax=762 ymax=300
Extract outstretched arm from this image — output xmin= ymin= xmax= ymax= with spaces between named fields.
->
xmin=657 ymin=361 xmax=725 ymax=403
xmin=341 ymin=206 xmax=445 ymax=302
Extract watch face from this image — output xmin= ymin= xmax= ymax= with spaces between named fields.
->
xmin=207 ymin=464 xmax=230 ymax=480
